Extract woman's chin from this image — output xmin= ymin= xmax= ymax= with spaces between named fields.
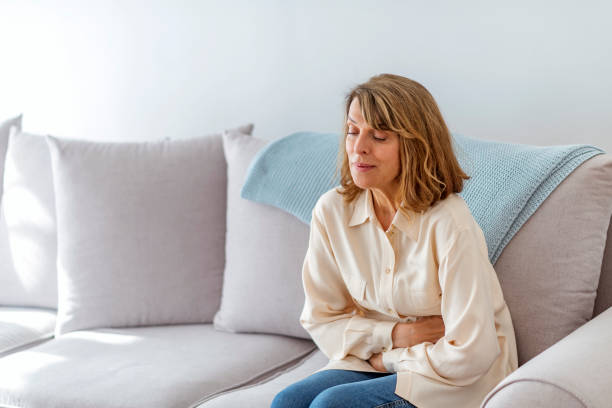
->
xmin=351 ymin=178 xmax=373 ymax=190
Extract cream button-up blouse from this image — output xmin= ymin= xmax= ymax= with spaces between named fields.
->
xmin=299 ymin=188 xmax=518 ymax=408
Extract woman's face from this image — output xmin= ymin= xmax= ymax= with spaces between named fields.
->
xmin=345 ymin=98 xmax=401 ymax=196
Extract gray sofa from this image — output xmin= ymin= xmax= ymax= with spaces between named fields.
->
xmin=0 ymin=115 xmax=611 ymax=408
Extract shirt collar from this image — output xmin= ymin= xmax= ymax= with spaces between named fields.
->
xmin=348 ymin=188 xmax=421 ymax=242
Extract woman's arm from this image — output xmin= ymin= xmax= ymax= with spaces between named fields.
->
xmin=380 ymin=225 xmax=502 ymax=386
xmin=392 ymin=316 xmax=445 ymax=348
xmin=369 ymin=316 xmax=446 ymax=371
xmin=299 ymin=205 xmax=398 ymax=361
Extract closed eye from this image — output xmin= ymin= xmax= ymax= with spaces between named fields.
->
xmin=347 ymin=127 xmax=386 ymax=140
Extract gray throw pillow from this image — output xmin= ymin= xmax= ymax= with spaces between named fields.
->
xmin=47 ymin=125 xmax=252 ymax=335
xmin=213 ymin=131 xmax=310 ymax=339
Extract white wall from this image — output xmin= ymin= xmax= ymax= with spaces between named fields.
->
xmin=1 ymin=0 xmax=610 ymax=151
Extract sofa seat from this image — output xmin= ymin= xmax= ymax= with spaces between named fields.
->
xmin=0 ymin=324 xmax=315 ymax=408
xmin=0 ymin=307 xmax=55 ymax=357
xmin=199 ymin=348 xmax=328 ymax=407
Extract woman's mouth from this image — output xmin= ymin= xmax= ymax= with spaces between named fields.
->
xmin=353 ymin=163 xmax=376 ymax=172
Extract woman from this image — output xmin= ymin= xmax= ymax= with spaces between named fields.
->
xmin=271 ymin=74 xmax=518 ymax=408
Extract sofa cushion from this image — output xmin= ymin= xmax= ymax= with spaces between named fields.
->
xmin=196 ymin=349 xmax=326 ymax=407
xmin=0 ymin=131 xmax=57 ymax=309
xmin=494 ymin=153 xmax=612 ymax=364
xmin=47 ymin=127 xmax=253 ymax=335
xmin=0 ymin=307 xmax=55 ymax=357
xmin=0 ymin=324 xmax=315 ymax=408
xmin=213 ymin=131 xmax=310 ymax=339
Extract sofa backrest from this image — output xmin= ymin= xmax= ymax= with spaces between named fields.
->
xmin=215 ymin=137 xmax=612 ymax=367
xmin=493 ymin=153 xmax=612 ymax=365
xmin=593 ymin=215 xmax=612 ymax=317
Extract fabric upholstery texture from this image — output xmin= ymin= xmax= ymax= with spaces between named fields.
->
xmin=0 ymin=114 xmax=22 ymax=197
xmin=0 ymin=324 xmax=315 ymax=408
xmin=47 ymin=125 xmax=252 ymax=335
xmin=0 ymin=216 xmax=16 ymax=305
xmin=0 ymin=115 xmax=24 ymax=307
xmin=0 ymin=307 xmax=55 ymax=357
xmin=0 ymin=131 xmax=57 ymax=308
xmin=493 ymin=153 xmax=612 ymax=363
xmin=197 ymin=349 xmax=327 ymax=407
xmin=482 ymin=307 xmax=612 ymax=408
xmin=213 ymin=130 xmax=310 ymax=339
xmin=593 ymin=214 xmax=612 ymax=317
xmin=483 ymin=381 xmax=584 ymax=408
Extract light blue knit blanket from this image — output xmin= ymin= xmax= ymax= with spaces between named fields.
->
xmin=241 ymin=132 xmax=604 ymax=264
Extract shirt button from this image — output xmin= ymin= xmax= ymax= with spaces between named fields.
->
xmin=387 ymin=308 xmax=393 ymax=313
xmin=385 ymin=268 xmax=391 ymax=274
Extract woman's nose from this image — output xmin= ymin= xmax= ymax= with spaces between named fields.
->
xmin=353 ymin=132 xmax=370 ymax=154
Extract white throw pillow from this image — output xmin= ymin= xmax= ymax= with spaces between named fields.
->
xmin=0 ymin=116 xmax=56 ymax=309
xmin=0 ymin=115 xmax=23 ymax=307
xmin=213 ymin=131 xmax=310 ymax=339
xmin=1 ymin=130 xmax=57 ymax=308
xmin=47 ymin=125 xmax=253 ymax=335
xmin=0 ymin=114 xmax=22 ymax=197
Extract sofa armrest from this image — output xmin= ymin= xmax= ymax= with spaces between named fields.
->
xmin=482 ymin=306 xmax=612 ymax=408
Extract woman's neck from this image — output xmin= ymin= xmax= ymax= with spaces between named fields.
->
xmin=370 ymin=187 xmax=401 ymax=231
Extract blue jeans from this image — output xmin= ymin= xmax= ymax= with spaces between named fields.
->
xmin=270 ymin=369 xmax=417 ymax=408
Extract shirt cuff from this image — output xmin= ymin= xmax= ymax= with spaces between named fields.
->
xmin=373 ymin=320 xmax=397 ymax=353
xmin=382 ymin=348 xmax=404 ymax=373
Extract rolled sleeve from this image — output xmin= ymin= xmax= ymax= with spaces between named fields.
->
xmin=382 ymin=347 xmax=404 ymax=372
xmin=373 ymin=319 xmax=397 ymax=352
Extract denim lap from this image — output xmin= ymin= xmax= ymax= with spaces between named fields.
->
xmin=271 ymin=369 xmax=417 ymax=408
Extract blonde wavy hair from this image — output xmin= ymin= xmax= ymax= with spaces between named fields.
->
xmin=336 ymin=73 xmax=469 ymax=213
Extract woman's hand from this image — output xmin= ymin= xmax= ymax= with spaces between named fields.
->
xmin=368 ymin=316 xmax=444 ymax=372
xmin=368 ymin=352 xmax=387 ymax=372
xmin=392 ymin=315 xmax=445 ymax=348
